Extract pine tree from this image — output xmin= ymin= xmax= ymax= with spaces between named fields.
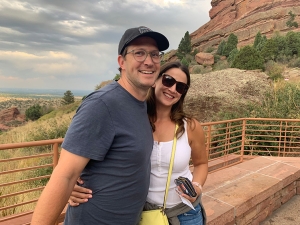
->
xmin=176 ymin=31 xmax=192 ymax=60
xmin=223 ymin=33 xmax=238 ymax=57
xmin=217 ymin=40 xmax=226 ymax=55
xmin=61 ymin=90 xmax=75 ymax=105
xmin=253 ymin=32 xmax=262 ymax=50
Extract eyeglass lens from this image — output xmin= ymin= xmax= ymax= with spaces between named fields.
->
xmin=162 ymin=74 xmax=188 ymax=94
xmin=131 ymin=50 xmax=162 ymax=63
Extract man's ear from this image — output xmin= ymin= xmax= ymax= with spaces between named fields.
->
xmin=118 ymin=55 xmax=125 ymax=70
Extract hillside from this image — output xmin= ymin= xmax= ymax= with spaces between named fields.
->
xmin=0 ymin=68 xmax=273 ymax=136
xmin=184 ymin=68 xmax=271 ymax=122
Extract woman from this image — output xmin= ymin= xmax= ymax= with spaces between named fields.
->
xmin=69 ymin=61 xmax=208 ymax=225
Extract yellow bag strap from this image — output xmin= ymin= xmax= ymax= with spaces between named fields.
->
xmin=162 ymin=124 xmax=178 ymax=211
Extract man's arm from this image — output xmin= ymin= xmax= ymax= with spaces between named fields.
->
xmin=31 ymin=149 xmax=89 ymax=225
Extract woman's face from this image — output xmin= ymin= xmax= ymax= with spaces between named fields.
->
xmin=153 ymin=67 xmax=188 ymax=107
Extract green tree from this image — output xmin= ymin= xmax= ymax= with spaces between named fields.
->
xmin=223 ymin=33 xmax=238 ymax=57
xmin=285 ymin=31 xmax=300 ymax=56
xmin=176 ymin=31 xmax=192 ymax=60
xmin=286 ymin=11 xmax=299 ymax=28
xmin=253 ymin=32 xmax=262 ymax=49
xmin=260 ymin=38 xmax=279 ymax=61
xmin=227 ymin=48 xmax=239 ymax=63
xmin=273 ymin=34 xmax=287 ymax=56
xmin=61 ymin=90 xmax=75 ymax=105
xmin=231 ymin=45 xmax=264 ymax=70
xmin=25 ymin=104 xmax=42 ymax=121
xmin=217 ymin=40 xmax=226 ymax=55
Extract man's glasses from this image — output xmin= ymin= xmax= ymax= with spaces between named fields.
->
xmin=126 ymin=49 xmax=164 ymax=64
xmin=161 ymin=74 xmax=189 ymax=94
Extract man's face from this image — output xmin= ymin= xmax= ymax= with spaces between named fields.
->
xmin=118 ymin=36 xmax=161 ymax=91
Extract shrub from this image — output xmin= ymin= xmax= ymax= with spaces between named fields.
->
xmin=213 ymin=60 xmax=229 ymax=71
xmin=286 ymin=11 xmax=299 ymax=28
xmin=288 ymin=57 xmax=300 ymax=68
xmin=231 ymin=46 xmax=264 ymax=70
xmin=205 ymin=46 xmax=214 ymax=53
xmin=264 ymin=60 xmax=284 ymax=80
xmin=25 ymin=104 xmax=42 ymax=121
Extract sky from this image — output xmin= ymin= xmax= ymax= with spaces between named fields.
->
xmin=0 ymin=0 xmax=211 ymax=92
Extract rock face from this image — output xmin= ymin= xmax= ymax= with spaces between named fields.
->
xmin=195 ymin=52 xmax=214 ymax=65
xmin=191 ymin=0 xmax=300 ymax=51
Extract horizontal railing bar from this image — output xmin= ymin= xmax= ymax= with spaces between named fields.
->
xmin=0 ymin=175 xmax=50 ymax=187
xmin=0 ymin=186 xmax=44 ymax=199
xmin=0 ymin=199 xmax=38 ymax=211
xmin=0 ymin=210 xmax=34 ymax=222
xmin=0 ymin=164 xmax=52 ymax=175
xmin=0 ymin=153 xmax=53 ymax=163
xmin=209 ymin=148 xmax=241 ymax=157
xmin=0 ymin=138 xmax=63 ymax=150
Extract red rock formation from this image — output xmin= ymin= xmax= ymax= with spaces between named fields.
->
xmin=195 ymin=52 xmax=215 ymax=65
xmin=191 ymin=0 xmax=300 ymax=51
xmin=0 ymin=107 xmax=25 ymax=126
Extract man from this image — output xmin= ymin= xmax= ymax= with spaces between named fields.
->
xmin=31 ymin=26 xmax=169 ymax=225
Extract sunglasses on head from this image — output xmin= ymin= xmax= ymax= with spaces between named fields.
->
xmin=161 ymin=74 xmax=189 ymax=94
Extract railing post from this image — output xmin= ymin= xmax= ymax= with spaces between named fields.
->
xmin=206 ymin=125 xmax=211 ymax=160
xmin=241 ymin=119 xmax=246 ymax=161
xmin=53 ymin=142 xmax=59 ymax=168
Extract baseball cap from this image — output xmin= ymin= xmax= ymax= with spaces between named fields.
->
xmin=118 ymin=26 xmax=169 ymax=55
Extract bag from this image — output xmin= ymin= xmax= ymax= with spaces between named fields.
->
xmin=174 ymin=176 xmax=197 ymax=197
xmin=140 ymin=209 xmax=169 ymax=225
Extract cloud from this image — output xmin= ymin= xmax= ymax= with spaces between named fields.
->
xmin=0 ymin=0 xmax=211 ymax=91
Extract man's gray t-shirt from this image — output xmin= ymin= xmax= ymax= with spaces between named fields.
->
xmin=62 ymin=81 xmax=153 ymax=225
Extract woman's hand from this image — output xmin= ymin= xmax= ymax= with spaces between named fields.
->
xmin=68 ymin=178 xmax=93 ymax=206
xmin=176 ymin=184 xmax=201 ymax=203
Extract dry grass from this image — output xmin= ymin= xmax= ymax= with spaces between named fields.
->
xmin=184 ymin=68 xmax=272 ymax=122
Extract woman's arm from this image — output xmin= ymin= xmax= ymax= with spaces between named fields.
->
xmin=188 ymin=119 xmax=208 ymax=195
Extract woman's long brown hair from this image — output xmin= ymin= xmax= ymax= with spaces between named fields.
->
xmin=147 ymin=61 xmax=194 ymax=138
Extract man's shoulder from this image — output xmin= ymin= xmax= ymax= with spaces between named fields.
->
xmin=84 ymin=81 xmax=121 ymax=101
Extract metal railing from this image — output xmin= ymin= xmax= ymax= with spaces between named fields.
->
xmin=1 ymin=118 xmax=300 ymax=223
xmin=0 ymin=138 xmax=63 ymax=224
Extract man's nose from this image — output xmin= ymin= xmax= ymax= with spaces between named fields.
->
xmin=144 ymin=53 xmax=154 ymax=64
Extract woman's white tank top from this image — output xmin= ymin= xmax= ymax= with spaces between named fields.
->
xmin=146 ymin=120 xmax=193 ymax=208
